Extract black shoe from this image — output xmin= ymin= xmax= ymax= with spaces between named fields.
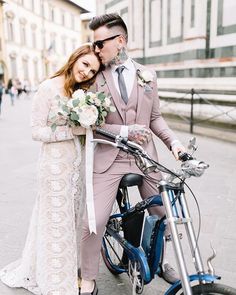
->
xmin=78 ymin=268 xmax=81 ymax=279
xmin=78 ymin=268 xmax=81 ymax=289
xmin=80 ymin=281 xmax=98 ymax=295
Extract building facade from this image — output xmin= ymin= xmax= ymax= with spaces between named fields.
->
xmin=81 ymin=13 xmax=94 ymax=44
xmin=0 ymin=0 xmax=6 ymax=83
xmin=1 ymin=0 xmax=88 ymax=87
xmin=96 ymin=0 xmax=236 ymax=92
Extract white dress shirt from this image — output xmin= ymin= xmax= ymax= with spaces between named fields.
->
xmin=111 ymin=58 xmax=136 ymax=98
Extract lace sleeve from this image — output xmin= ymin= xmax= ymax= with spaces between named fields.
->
xmin=31 ymin=80 xmax=74 ymax=143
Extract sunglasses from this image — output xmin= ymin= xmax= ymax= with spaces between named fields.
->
xmin=93 ymin=34 xmax=120 ymax=50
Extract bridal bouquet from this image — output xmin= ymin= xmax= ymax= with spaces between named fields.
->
xmin=51 ymin=89 xmax=116 ymax=131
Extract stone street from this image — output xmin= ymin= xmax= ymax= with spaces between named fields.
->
xmin=0 ymin=96 xmax=235 ymax=295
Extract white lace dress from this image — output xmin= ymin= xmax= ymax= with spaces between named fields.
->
xmin=0 ymin=78 xmax=85 ymax=295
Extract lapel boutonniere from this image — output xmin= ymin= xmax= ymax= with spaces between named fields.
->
xmin=137 ymin=69 xmax=154 ymax=88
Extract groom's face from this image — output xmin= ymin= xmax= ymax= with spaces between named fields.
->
xmin=93 ymin=26 xmax=121 ymax=65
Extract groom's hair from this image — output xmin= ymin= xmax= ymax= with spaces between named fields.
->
xmin=89 ymin=13 xmax=128 ymax=41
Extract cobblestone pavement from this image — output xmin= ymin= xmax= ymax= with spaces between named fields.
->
xmin=0 ymin=97 xmax=235 ymax=294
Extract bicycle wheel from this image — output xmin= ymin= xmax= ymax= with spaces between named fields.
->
xmin=101 ymin=229 xmax=125 ymax=275
xmin=101 ymin=192 xmax=126 ymax=275
xmin=190 ymin=283 xmax=236 ymax=295
xmin=171 ymin=283 xmax=236 ymax=295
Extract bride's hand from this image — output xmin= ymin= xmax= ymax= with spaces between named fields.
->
xmin=71 ymin=126 xmax=86 ymax=135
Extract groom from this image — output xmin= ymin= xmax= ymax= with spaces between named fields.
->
xmin=80 ymin=13 xmax=185 ymax=295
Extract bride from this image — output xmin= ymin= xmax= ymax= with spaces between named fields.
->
xmin=0 ymin=44 xmax=101 ymax=295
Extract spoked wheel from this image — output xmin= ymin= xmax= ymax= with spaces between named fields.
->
xmin=171 ymin=283 xmax=236 ymax=295
xmin=101 ymin=229 xmax=125 ymax=275
xmin=101 ymin=194 xmax=126 ymax=275
xmin=128 ymin=260 xmax=144 ymax=294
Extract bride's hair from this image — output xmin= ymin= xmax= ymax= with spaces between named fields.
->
xmin=51 ymin=43 xmax=101 ymax=97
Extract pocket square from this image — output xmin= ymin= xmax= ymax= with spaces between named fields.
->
xmin=144 ymin=84 xmax=153 ymax=92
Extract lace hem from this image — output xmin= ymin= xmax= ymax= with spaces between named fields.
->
xmin=0 ymin=139 xmax=85 ymax=295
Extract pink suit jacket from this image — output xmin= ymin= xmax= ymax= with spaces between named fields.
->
xmin=93 ymin=60 xmax=177 ymax=173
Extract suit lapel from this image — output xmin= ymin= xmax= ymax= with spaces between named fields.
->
xmin=102 ymin=68 xmax=125 ymax=122
xmin=133 ymin=62 xmax=145 ymax=121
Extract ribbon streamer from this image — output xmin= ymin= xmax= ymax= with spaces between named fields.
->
xmin=85 ymin=128 xmax=97 ymax=234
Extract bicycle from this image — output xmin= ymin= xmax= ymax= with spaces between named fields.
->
xmin=93 ymin=127 xmax=236 ymax=295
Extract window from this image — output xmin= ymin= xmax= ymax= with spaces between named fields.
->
xmin=20 ymin=23 xmax=27 ymax=45
xmin=71 ymin=14 xmax=75 ymax=30
xmin=6 ymin=13 xmax=15 ymax=42
xmin=191 ymin=0 xmax=195 ymax=27
xmin=61 ymin=36 xmax=67 ymax=55
xmin=22 ymin=57 xmax=29 ymax=80
xmin=10 ymin=54 xmax=17 ymax=78
xmin=61 ymin=10 xmax=65 ymax=26
xmin=31 ymin=25 xmax=37 ymax=48
xmin=41 ymin=29 xmax=46 ymax=51
xmin=50 ymin=33 xmax=56 ymax=53
xmin=49 ymin=5 xmax=55 ymax=22
xmin=72 ymin=39 xmax=77 ymax=50
xmin=41 ymin=1 xmax=44 ymax=17
xmin=33 ymin=59 xmax=39 ymax=81
xmin=31 ymin=0 xmax=35 ymax=11
xmin=8 ymin=20 xmax=14 ymax=41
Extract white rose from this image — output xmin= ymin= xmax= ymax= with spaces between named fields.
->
xmin=72 ymin=89 xmax=86 ymax=100
xmin=87 ymin=92 xmax=97 ymax=104
xmin=94 ymin=98 xmax=101 ymax=106
xmin=109 ymin=106 xmax=116 ymax=112
xmin=87 ymin=92 xmax=97 ymax=100
xmin=141 ymin=70 xmax=153 ymax=82
xmin=78 ymin=105 xmax=98 ymax=128
xmin=104 ymin=97 xmax=111 ymax=108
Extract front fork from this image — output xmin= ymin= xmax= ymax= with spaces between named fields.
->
xmin=159 ymin=180 xmax=205 ymax=295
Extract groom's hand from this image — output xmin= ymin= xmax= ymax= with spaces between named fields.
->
xmin=171 ymin=140 xmax=186 ymax=160
xmin=128 ymin=124 xmax=152 ymax=145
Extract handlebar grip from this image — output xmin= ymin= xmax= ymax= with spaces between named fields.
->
xmin=178 ymin=151 xmax=193 ymax=161
xmin=95 ymin=127 xmax=117 ymax=141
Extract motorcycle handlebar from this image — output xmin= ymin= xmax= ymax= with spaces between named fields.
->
xmin=95 ymin=127 xmax=117 ymax=141
xmin=95 ymin=127 xmax=145 ymax=152
xmin=94 ymin=128 xmax=209 ymax=178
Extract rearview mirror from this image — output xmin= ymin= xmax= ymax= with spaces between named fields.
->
xmin=188 ymin=137 xmax=197 ymax=153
